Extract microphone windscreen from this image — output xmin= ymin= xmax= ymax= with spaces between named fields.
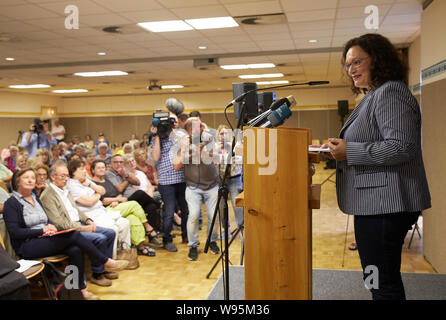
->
xmin=165 ymin=97 xmax=184 ymax=115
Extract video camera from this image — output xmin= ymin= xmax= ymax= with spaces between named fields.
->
xmin=151 ymin=110 xmax=176 ymax=140
xmin=31 ymin=118 xmax=49 ymax=134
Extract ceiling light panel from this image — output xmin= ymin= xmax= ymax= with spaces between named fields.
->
xmin=74 ymin=71 xmax=128 ymax=77
xmin=239 ymin=73 xmax=284 ymax=79
xmin=137 ymin=20 xmax=193 ymax=32
xmin=184 ymin=17 xmax=239 ymax=30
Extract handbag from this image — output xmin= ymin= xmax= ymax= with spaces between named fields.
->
xmin=116 ymin=247 xmax=139 ymax=270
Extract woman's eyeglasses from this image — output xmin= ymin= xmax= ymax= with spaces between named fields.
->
xmin=344 ymin=57 xmax=368 ymax=71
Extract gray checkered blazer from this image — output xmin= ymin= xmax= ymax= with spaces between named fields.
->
xmin=336 ymin=81 xmax=431 ymax=215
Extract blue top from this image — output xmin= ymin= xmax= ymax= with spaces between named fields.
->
xmin=21 ymin=132 xmax=57 ymax=158
xmin=150 ymin=136 xmax=185 ymax=185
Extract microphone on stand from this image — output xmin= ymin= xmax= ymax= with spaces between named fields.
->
xmin=248 ymin=95 xmax=296 ymax=127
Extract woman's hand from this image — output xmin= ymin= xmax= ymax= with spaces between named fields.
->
xmin=43 ymin=224 xmax=57 ymax=235
xmin=327 ymin=138 xmax=347 ymax=161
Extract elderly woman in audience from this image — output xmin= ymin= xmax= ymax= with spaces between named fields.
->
xmin=33 ymin=163 xmax=50 ymax=198
xmin=4 ymin=145 xmax=18 ymax=172
xmin=97 ymin=142 xmax=111 ymax=166
xmin=116 ymin=143 xmax=133 ymax=157
xmin=66 ymin=160 xmax=132 ymax=258
xmin=91 ymin=159 xmax=162 ymax=248
xmin=2 ymin=168 xmax=129 ymax=300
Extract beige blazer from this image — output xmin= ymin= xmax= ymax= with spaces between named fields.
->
xmin=40 ymin=185 xmax=92 ymax=231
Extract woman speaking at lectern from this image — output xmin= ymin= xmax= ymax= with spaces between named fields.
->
xmin=322 ymin=33 xmax=431 ymax=300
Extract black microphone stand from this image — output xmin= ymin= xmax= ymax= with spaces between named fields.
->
xmin=204 ymin=98 xmax=248 ymax=301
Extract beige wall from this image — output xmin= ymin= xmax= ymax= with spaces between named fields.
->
xmin=420 ymin=0 xmax=446 ymax=273
xmin=408 ymin=36 xmax=421 ymax=88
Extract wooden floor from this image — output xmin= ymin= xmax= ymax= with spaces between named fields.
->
xmin=31 ymin=162 xmax=435 ymax=300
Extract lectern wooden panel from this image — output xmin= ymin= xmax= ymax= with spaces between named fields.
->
xmin=242 ymin=127 xmax=312 ymax=300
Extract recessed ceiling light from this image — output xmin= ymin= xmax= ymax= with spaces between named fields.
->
xmin=9 ymin=84 xmax=51 ymax=89
xmin=185 ymin=17 xmax=238 ymax=30
xmin=198 ymin=46 xmax=207 ymax=50
xmin=161 ymin=85 xmax=184 ymax=89
xmin=97 ymin=52 xmax=106 ymax=56
xmin=221 ymin=63 xmax=275 ymax=70
xmin=239 ymin=73 xmax=284 ymax=79
xmin=256 ymin=80 xmax=289 ymax=85
xmin=5 ymin=57 xmax=15 ymax=61
xmin=137 ymin=20 xmax=193 ymax=32
xmin=308 ymin=39 xmax=318 ymax=43
xmin=52 ymin=89 xmax=88 ymax=93
xmin=74 ymin=71 xmax=128 ymax=77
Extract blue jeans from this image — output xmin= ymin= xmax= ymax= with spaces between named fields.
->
xmin=158 ymin=183 xmax=189 ymax=243
xmin=227 ymin=176 xmax=244 ymax=228
xmin=186 ymin=185 xmax=219 ymax=248
xmin=80 ymin=226 xmax=115 ymax=274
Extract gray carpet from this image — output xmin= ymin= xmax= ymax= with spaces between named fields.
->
xmin=207 ymin=266 xmax=446 ymax=300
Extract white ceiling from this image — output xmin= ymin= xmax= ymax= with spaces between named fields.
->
xmin=0 ymin=0 xmax=424 ymax=96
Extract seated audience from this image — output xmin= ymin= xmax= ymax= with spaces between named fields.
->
xmin=3 ymin=168 xmax=128 ymax=300
xmin=66 ymin=160 xmax=132 ymax=258
xmin=50 ymin=145 xmax=67 ymax=166
xmin=97 ymin=142 xmax=112 ymax=166
xmin=84 ymin=134 xmax=95 ymax=150
xmin=84 ymin=150 xmax=96 ymax=178
xmin=124 ymin=154 xmax=155 ymax=197
xmin=35 ymin=148 xmax=51 ymax=167
xmin=0 ymin=163 xmax=13 ymax=188
xmin=4 ymin=145 xmax=18 ymax=173
xmin=91 ymin=159 xmax=162 ymax=251
xmin=33 ymin=163 xmax=49 ymax=198
xmin=105 ymin=155 xmax=162 ymax=234
xmin=40 ymin=162 xmax=123 ymax=287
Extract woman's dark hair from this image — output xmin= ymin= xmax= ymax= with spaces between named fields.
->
xmin=67 ymin=159 xmax=85 ymax=178
xmin=91 ymin=159 xmax=106 ymax=175
xmin=342 ymin=33 xmax=408 ymax=94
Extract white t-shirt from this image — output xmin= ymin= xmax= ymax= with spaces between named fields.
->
xmin=134 ymin=169 xmax=149 ymax=191
xmin=51 ymin=124 xmax=65 ymax=140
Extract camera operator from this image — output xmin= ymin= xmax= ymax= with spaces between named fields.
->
xmin=20 ymin=119 xmax=57 ymax=158
xmin=173 ymin=117 xmax=221 ymax=261
xmin=150 ymin=112 xmax=189 ymax=252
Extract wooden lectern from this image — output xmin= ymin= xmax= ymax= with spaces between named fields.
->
xmin=236 ymin=127 xmax=320 ymax=300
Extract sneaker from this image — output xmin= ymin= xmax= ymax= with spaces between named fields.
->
xmin=209 ymin=241 xmax=220 ymax=255
xmin=164 ymin=242 xmax=178 ymax=252
xmin=104 ymin=260 xmax=129 ymax=272
xmin=188 ymin=247 xmax=198 ymax=261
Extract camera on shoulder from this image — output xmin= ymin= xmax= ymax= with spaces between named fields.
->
xmin=152 ymin=110 xmax=176 ymax=140
xmin=31 ymin=118 xmax=48 ymax=134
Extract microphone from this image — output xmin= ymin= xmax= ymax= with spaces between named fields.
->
xmin=226 ymin=80 xmax=329 ymax=108
xmin=261 ymin=104 xmax=293 ymax=128
xmin=248 ymin=95 xmax=296 ymax=127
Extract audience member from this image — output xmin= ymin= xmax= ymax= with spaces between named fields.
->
xmin=84 ymin=150 xmax=97 ymax=178
xmin=84 ymin=134 xmax=95 ymax=150
xmin=174 ymin=117 xmax=220 ymax=261
xmin=97 ymin=142 xmax=112 ymax=166
xmin=50 ymin=144 xmax=67 ymax=166
xmin=105 ymin=155 xmax=161 ymax=233
xmin=35 ymin=148 xmax=51 ymax=167
xmin=91 ymin=159 xmax=162 ymax=250
xmin=51 ymin=119 xmax=65 ymax=143
xmin=21 ymin=120 xmax=57 ymax=157
xmin=33 ymin=163 xmax=49 ymax=198
xmin=123 ymin=154 xmax=155 ymax=197
xmin=40 ymin=162 xmax=122 ymax=287
xmin=4 ymin=145 xmax=18 ymax=172
xmin=3 ymin=168 xmax=128 ymax=300
xmin=66 ymin=160 xmax=131 ymax=258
